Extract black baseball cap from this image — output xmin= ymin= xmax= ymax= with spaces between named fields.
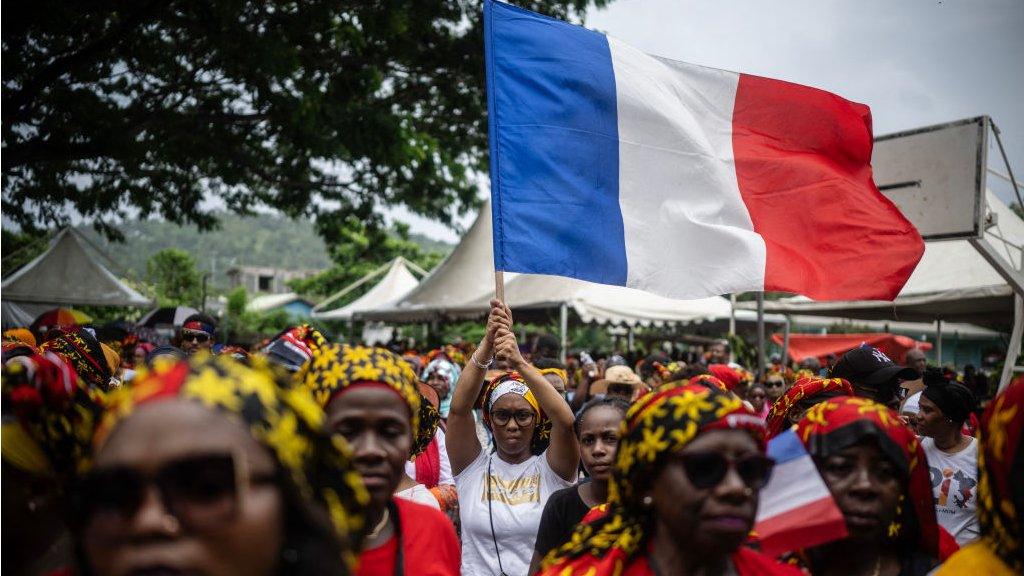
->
xmin=830 ymin=345 xmax=919 ymax=388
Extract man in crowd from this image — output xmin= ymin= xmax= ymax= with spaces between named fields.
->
xmin=708 ymin=339 xmax=729 ymax=364
xmin=830 ymin=345 xmax=919 ymax=409
xmin=177 ymin=313 xmax=217 ymax=355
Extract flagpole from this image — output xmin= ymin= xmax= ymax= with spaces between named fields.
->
xmin=495 ymin=271 xmax=505 ymax=303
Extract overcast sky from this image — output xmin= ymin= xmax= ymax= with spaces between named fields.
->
xmin=408 ymin=0 xmax=1023 ymax=242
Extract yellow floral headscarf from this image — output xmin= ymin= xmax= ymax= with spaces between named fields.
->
xmin=92 ymin=353 xmax=368 ymax=568
xmin=543 ymin=382 xmax=765 ymax=570
xmin=2 ymin=350 xmax=104 ymax=485
xmin=297 ymin=344 xmax=440 ymax=457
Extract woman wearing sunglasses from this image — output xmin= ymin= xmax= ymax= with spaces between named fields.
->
xmin=795 ymin=396 xmax=941 ymax=576
xmin=299 ymin=344 xmax=460 ymax=576
xmin=448 ymin=300 xmax=579 ymax=576
xmin=540 ymin=382 xmax=799 ymax=576
xmin=76 ymin=354 xmax=367 ymax=576
xmin=764 ymin=371 xmax=789 ymax=403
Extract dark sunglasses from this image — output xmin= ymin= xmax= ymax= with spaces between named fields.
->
xmin=674 ymin=451 xmax=775 ymax=491
xmin=182 ymin=331 xmax=210 ymax=343
xmin=76 ymin=452 xmax=275 ymax=531
xmin=490 ymin=409 xmax=536 ymax=427
xmin=765 ymin=380 xmax=785 ymax=388
xmin=607 ymin=383 xmax=634 ymax=396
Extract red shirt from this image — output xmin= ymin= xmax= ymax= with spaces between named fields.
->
xmin=357 ymin=497 xmax=460 ymax=576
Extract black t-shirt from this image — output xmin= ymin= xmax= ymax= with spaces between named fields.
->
xmin=533 ymin=483 xmax=591 ymax=559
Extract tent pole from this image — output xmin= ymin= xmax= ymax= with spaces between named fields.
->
xmin=628 ymin=326 xmax=635 ymax=353
xmin=756 ymin=293 xmax=766 ymax=381
xmin=559 ymin=303 xmax=568 ymax=363
xmin=1000 ymin=292 xmax=1023 ymax=392
xmin=1000 ymin=250 xmax=1024 ymax=393
xmin=936 ymin=319 xmax=943 ymax=366
xmin=729 ymin=294 xmax=737 ymax=337
xmin=781 ymin=316 xmax=791 ymax=366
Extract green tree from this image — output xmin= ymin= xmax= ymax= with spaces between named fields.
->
xmin=146 ymin=248 xmax=202 ymax=306
xmin=291 ymin=220 xmax=445 ymax=305
xmin=3 ymin=0 xmax=610 ymax=241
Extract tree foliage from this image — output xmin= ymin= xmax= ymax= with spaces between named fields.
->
xmin=222 ymin=286 xmax=302 ymax=345
xmin=3 ymin=0 xmax=609 ymax=241
xmin=290 ymin=219 xmax=445 ymax=307
xmin=146 ymin=248 xmax=203 ymax=306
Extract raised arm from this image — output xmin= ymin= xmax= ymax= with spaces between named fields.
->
xmin=446 ymin=301 xmax=504 ymax=475
xmin=493 ymin=305 xmax=579 ymax=481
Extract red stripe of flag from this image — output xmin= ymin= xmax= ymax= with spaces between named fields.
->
xmin=754 ymin=495 xmax=849 ymax=557
xmin=732 ymin=74 xmax=925 ymax=301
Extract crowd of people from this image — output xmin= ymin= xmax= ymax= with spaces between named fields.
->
xmin=2 ymin=301 xmax=1021 ymax=576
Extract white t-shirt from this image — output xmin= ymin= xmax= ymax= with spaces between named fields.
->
xmin=404 ymin=428 xmax=455 ymax=486
xmin=455 ymin=449 xmax=574 ymax=576
xmin=922 ymin=436 xmax=980 ymax=546
xmin=395 ymin=483 xmax=441 ymax=510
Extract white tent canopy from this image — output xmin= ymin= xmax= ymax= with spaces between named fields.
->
xmin=361 ymin=199 xmax=737 ymax=326
xmin=737 ymin=190 xmax=1022 ymax=328
xmin=2 ymin=228 xmax=151 ymax=308
xmin=361 ymin=201 xmax=499 ymax=322
xmin=313 ymin=258 xmax=423 ymax=321
xmin=451 ymin=274 xmax=732 ymax=326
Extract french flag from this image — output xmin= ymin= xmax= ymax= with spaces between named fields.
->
xmin=754 ymin=429 xmax=848 ymax=556
xmin=484 ymin=1 xmax=924 ymax=301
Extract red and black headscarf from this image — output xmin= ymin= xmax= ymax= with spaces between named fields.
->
xmin=542 ymin=383 xmax=765 ymax=572
xmin=766 ymin=377 xmax=853 ymax=439
xmin=796 ymin=396 xmax=940 ymax=559
xmin=40 ymin=327 xmax=114 ymax=391
xmin=975 ymin=383 xmax=1024 ymax=572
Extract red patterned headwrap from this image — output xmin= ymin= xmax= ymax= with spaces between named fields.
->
xmin=766 ymin=377 xmax=854 ymax=439
xmin=974 ymin=383 xmax=1024 ymax=572
xmin=796 ymin=396 xmax=939 ymax=559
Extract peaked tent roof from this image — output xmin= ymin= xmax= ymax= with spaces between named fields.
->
xmin=737 ymin=190 xmax=1022 ymax=329
xmin=361 ymin=200 xmax=498 ymax=322
xmin=313 ymin=258 xmax=422 ymax=321
xmin=2 ymin=229 xmax=151 ymax=307
xmin=360 ymin=199 xmax=737 ymax=326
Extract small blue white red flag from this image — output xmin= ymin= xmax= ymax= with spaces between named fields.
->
xmin=754 ymin=429 xmax=848 ymax=555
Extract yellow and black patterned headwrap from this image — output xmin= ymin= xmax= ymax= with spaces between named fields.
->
xmin=92 ymin=353 xmax=368 ymax=568
xmin=542 ymin=382 xmax=765 ymax=571
xmin=297 ymin=344 xmax=440 ymax=457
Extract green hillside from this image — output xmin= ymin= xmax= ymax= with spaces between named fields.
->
xmin=77 ymin=213 xmax=452 ymax=290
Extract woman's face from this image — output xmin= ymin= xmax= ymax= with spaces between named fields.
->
xmin=426 ymin=372 xmax=451 ymax=400
xmin=133 ymin=348 xmax=147 ymax=366
xmin=747 ymin=387 xmax=767 ymax=412
xmin=489 ymin=393 xmax=537 ymax=460
xmin=82 ymin=401 xmax=284 ymax=576
xmin=816 ymin=440 xmax=901 ymax=542
xmin=916 ymin=395 xmax=953 ymax=438
xmin=326 ymin=386 xmax=412 ymax=513
xmin=578 ymin=406 xmax=623 ymax=482
xmin=764 ymin=378 xmax=787 ymax=401
xmin=648 ymin=430 xmax=761 ymax=557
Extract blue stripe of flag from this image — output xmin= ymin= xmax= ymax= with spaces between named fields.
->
xmin=484 ymin=0 xmax=627 ymax=284
xmin=767 ymin=429 xmax=808 ymax=465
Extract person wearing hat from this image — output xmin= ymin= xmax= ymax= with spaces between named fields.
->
xmin=830 ymin=345 xmax=919 ymax=409
xmin=591 ymin=365 xmax=643 ymax=403
xmin=918 ymin=375 xmax=980 ymax=546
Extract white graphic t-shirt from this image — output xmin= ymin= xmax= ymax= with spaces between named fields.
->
xmin=922 ymin=436 xmax=980 ymax=546
xmin=455 ymin=450 xmax=574 ymax=576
